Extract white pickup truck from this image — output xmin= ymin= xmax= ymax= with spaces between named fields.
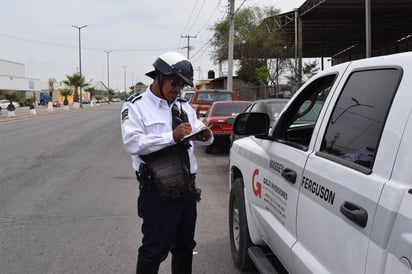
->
xmin=229 ymin=52 xmax=412 ymax=274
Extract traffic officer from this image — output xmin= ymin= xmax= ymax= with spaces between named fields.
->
xmin=120 ymin=52 xmax=213 ymax=274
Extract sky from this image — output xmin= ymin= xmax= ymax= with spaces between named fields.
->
xmin=0 ymin=0 xmax=305 ymax=91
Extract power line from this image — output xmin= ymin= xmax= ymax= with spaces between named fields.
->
xmin=196 ymin=0 xmax=222 ymax=34
xmin=181 ymin=0 xmax=199 ymax=35
xmin=0 ymin=32 xmax=180 ymax=53
xmin=191 ymin=35 xmax=214 ymax=60
xmin=186 ymin=0 xmax=207 ymax=34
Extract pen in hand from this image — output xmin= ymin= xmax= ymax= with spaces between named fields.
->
xmin=175 ymin=117 xmax=183 ymax=124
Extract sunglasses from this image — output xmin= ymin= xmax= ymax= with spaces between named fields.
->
xmin=171 ymin=77 xmax=186 ymax=89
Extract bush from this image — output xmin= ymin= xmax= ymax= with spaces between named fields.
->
xmin=7 ymin=103 xmax=15 ymax=111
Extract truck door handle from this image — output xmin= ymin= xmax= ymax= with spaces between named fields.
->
xmin=281 ymin=168 xmax=296 ymax=184
xmin=340 ymin=201 xmax=368 ymax=228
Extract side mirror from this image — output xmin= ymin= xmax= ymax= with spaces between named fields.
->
xmin=233 ymin=112 xmax=270 ymax=136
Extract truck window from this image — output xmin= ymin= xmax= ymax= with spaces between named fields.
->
xmin=273 ymin=74 xmax=337 ymax=150
xmin=319 ymin=68 xmax=402 ymax=173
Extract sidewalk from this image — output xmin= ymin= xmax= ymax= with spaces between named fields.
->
xmin=0 ymin=104 xmax=100 ymax=123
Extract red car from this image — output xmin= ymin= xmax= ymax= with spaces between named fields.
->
xmin=52 ymin=100 xmax=61 ymax=107
xmin=191 ymin=89 xmax=239 ymax=119
xmin=202 ymin=100 xmax=250 ymax=153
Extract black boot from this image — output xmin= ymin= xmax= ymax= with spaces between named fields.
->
xmin=136 ymin=258 xmax=160 ymax=274
xmin=171 ymin=253 xmax=193 ymax=274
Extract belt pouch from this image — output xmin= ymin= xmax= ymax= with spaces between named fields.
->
xmin=140 ymin=145 xmax=191 ymax=201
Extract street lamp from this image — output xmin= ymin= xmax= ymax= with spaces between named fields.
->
xmin=103 ymin=50 xmax=113 ymax=90
xmin=123 ymin=65 xmax=127 ymax=93
xmin=72 ymin=25 xmax=87 ymax=107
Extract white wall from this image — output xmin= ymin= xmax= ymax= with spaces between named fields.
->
xmin=0 ymin=59 xmax=25 ymax=77
xmin=0 ymin=59 xmax=41 ymax=92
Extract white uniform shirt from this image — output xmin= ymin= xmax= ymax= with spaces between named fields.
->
xmin=121 ymin=86 xmax=213 ymax=173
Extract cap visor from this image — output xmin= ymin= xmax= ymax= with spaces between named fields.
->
xmin=145 ymin=70 xmax=156 ymax=79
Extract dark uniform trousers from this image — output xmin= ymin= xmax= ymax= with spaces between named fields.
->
xmin=136 ymin=181 xmax=197 ymax=273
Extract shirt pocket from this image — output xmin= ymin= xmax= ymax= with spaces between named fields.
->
xmin=142 ymin=117 xmax=169 ymax=135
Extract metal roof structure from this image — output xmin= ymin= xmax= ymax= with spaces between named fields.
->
xmin=265 ymin=0 xmax=412 ymax=64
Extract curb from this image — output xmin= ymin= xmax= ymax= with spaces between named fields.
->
xmin=0 ymin=105 xmax=107 ymax=123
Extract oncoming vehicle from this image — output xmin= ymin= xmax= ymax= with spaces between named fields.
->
xmin=202 ymin=100 xmax=250 ymax=153
xmin=191 ymin=89 xmax=239 ymax=119
xmin=229 ymin=52 xmax=412 ymax=274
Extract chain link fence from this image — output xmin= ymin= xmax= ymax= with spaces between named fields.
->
xmin=236 ymin=84 xmax=293 ymax=101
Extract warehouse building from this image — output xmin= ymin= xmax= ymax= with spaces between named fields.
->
xmin=0 ymin=59 xmax=41 ymax=100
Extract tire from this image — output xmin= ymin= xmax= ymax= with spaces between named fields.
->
xmin=229 ymin=177 xmax=254 ymax=270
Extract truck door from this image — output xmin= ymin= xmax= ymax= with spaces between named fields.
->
xmin=248 ymin=73 xmax=340 ymax=272
xmin=294 ymin=67 xmax=402 ymax=273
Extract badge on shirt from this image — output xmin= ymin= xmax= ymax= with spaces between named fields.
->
xmin=121 ymin=108 xmax=129 ymax=123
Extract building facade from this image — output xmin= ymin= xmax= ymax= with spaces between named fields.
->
xmin=0 ymin=59 xmax=41 ymax=99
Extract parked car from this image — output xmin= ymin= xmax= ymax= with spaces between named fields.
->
xmin=191 ymin=89 xmax=239 ymax=119
xmin=52 ymin=100 xmax=61 ymax=107
xmin=81 ymin=99 xmax=91 ymax=104
xmin=230 ymin=98 xmax=289 ymax=146
xmin=180 ymin=89 xmax=195 ymax=103
xmin=0 ymin=99 xmax=19 ymax=109
xmin=111 ymin=98 xmax=121 ymax=102
xmin=202 ymin=100 xmax=250 ymax=153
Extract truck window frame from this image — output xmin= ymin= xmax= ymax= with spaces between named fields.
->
xmin=272 ymin=74 xmax=338 ymax=151
xmin=317 ymin=67 xmax=402 ymax=174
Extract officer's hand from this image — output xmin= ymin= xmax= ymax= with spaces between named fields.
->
xmin=194 ymin=128 xmax=212 ymax=141
xmin=173 ymin=122 xmax=192 ymax=142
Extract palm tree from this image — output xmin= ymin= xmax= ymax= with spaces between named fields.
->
xmin=107 ymin=88 xmax=115 ymax=104
xmin=63 ymin=73 xmax=88 ymax=103
xmin=48 ymin=78 xmax=54 ymax=102
xmin=59 ymin=87 xmax=73 ymax=106
xmin=26 ymin=97 xmax=36 ymax=109
xmin=4 ymin=91 xmax=21 ymax=111
xmin=84 ymin=86 xmax=96 ymax=101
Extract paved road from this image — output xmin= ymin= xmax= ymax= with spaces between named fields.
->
xmin=0 ymin=103 xmax=257 ymax=274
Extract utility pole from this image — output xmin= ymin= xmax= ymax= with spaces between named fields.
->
xmin=122 ymin=65 xmax=127 ymax=93
xmin=227 ymin=0 xmax=235 ymax=91
xmin=103 ymin=50 xmax=113 ymax=89
xmin=181 ymin=34 xmax=197 ymax=59
xmin=72 ymin=25 xmax=87 ymax=107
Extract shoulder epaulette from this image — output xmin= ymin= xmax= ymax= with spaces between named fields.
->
xmin=126 ymin=93 xmax=142 ymax=103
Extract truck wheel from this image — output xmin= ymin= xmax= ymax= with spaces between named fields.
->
xmin=229 ymin=178 xmax=254 ymax=270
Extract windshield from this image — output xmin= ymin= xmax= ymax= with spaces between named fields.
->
xmin=196 ymin=91 xmax=234 ymax=104
xmin=211 ymin=102 xmax=250 ymax=117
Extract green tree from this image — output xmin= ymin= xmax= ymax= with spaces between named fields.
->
xmin=286 ymin=60 xmax=320 ymax=92
xmin=4 ymin=91 xmax=21 ymax=111
xmin=210 ymin=6 xmax=281 ymax=84
xmin=267 ymin=57 xmax=292 ymax=87
xmin=302 ymin=60 xmax=320 ymax=80
xmin=236 ymin=59 xmax=267 ymax=84
xmin=107 ymin=88 xmax=115 ymax=103
xmin=84 ymin=87 xmax=96 ymax=101
xmin=48 ymin=78 xmax=55 ymax=102
xmin=95 ymin=96 xmax=103 ymax=103
xmin=26 ymin=97 xmax=36 ymax=109
xmin=59 ymin=87 xmax=73 ymax=106
xmin=63 ymin=73 xmax=88 ymax=103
